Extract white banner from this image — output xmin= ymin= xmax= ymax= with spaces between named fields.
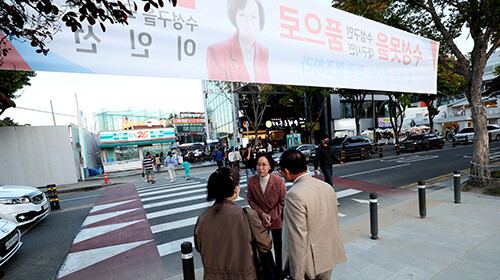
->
xmin=1 ymin=0 xmax=438 ymax=93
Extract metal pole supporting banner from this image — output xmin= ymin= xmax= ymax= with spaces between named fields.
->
xmin=369 ymin=193 xmax=379 ymax=240
xmin=454 ymin=171 xmax=461 ymax=204
xmin=181 ymin=242 xmax=195 ymax=280
xmin=418 ymin=181 xmax=426 ymax=218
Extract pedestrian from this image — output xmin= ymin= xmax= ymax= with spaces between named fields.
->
xmin=314 ymin=135 xmax=344 ymax=187
xmin=243 ymin=144 xmax=256 ymax=185
xmin=194 ymin=167 xmax=273 ymax=280
xmin=164 ymin=152 xmax=178 ymax=183
xmin=213 ymin=146 xmax=224 ymax=168
xmin=247 ymin=153 xmax=286 ymax=279
xmin=280 ymin=150 xmax=346 ymax=280
xmin=155 ymin=154 xmax=162 ymax=173
xmin=142 ymin=152 xmax=156 ymax=183
xmin=180 ymin=157 xmax=191 ymax=180
xmin=233 ymin=147 xmax=242 ymax=172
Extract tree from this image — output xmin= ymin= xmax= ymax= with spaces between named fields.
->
xmin=0 ymin=0 xmax=176 ymax=65
xmin=0 ymin=70 xmax=36 ymax=115
xmin=386 ymin=92 xmax=411 ymax=144
xmin=338 ymin=89 xmax=367 ymax=136
xmin=0 ymin=116 xmax=29 ymax=126
xmin=332 ymin=0 xmax=500 ymax=187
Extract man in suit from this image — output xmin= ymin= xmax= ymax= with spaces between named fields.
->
xmin=280 ymin=149 xmax=346 ymax=280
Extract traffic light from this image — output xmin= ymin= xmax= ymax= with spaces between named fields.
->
xmin=0 ymin=91 xmax=16 ymax=109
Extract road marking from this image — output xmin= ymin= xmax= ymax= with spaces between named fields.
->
xmin=157 ymin=237 xmax=194 ymax=257
xmin=141 ymin=188 xmax=207 ymax=202
xmin=83 ymin=208 xmax=141 ymax=226
xmin=340 ymin=164 xmax=411 ymax=178
xmin=151 ymin=217 xmax=198 ymax=234
xmin=74 ymin=220 xmax=144 ymax=244
xmin=60 ymin=194 xmax=101 ymax=202
xmin=50 ymin=204 xmax=93 ymax=213
xmin=352 ymin=198 xmax=370 ymax=204
xmin=139 ymin=183 xmax=206 ymax=196
xmin=337 ymin=188 xmax=362 ymax=198
xmin=90 ymin=199 xmax=137 ymax=213
xmin=146 ymin=201 xmax=214 ymax=219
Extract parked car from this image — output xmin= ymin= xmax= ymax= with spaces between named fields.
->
xmin=0 ymin=185 xmax=50 ymax=226
xmin=399 ymin=133 xmax=445 ymax=151
xmin=454 ymin=125 xmax=500 ymax=144
xmin=329 ymin=136 xmax=376 ymax=160
xmin=0 ymin=220 xmax=22 ymax=266
xmin=287 ymin=144 xmax=317 ymax=162
xmin=272 ymin=152 xmax=284 ymax=165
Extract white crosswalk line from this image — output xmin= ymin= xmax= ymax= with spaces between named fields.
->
xmin=139 ymin=183 xmax=205 ymax=196
xmin=337 ymin=189 xmax=362 ymax=198
xmin=150 ymin=217 xmax=198 ymax=234
xmin=338 ymin=213 xmax=346 ymax=217
xmin=145 ymin=197 xmax=244 ymax=219
xmin=143 ymin=194 xmax=207 ymax=209
xmin=136 ymin=181 xmax=199 ymax=191
xmin=157 ymin=237 xmax=194 ymax=257
xmin=141 ymin=188 xmax=207 ymax=202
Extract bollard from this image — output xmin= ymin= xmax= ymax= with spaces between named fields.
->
xmin=465 ymin=135 xmax=468 ymax=145
xmin=379 ymin=145 xmax=383 ymax=158
xmin=361 ymin=147 xmax=365 ymax=160
xmin=369 ymin=193 xmax=379 ymax=240
xmin=426 ymin=140 xmax=430 ymax=151
xmin=412 ymin=142 xmax=416 ymax=153
xmin=340 ymin=150 xmax=346 ymax=162
xmin=453 ymin=136 xmax=456 ymax=147
xmin=418 ymin=181 xmax=426 ymax=218
xmin=396 ymin=144 xmax=400 ymax=155
xmin=454 ymin=171 xmax=461 ymax=203
xmin=46 ymin=184 xmax=61 ymax=210
xmin=181 ymin=242 xmax=195 ymax=280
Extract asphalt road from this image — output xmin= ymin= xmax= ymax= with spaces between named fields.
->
xmin=2 ymin=141 xmax=499 ymax=279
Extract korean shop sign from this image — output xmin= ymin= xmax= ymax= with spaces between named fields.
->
xmin=1 ymin=0 xmax=438 ymax=94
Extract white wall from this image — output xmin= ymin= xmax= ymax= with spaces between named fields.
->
xmin=0 ymin=126 xmax=79 ymax=186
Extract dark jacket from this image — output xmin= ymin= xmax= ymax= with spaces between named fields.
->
xmin=194 ymin=200 xmax=272 ymax=280
xmin=213 ymin=150 xmax=224 ymax=162
xmin=247 ymin=173 xmax=287 ymax=230
xmin=314 ymin=144 xmax=342 ymax=170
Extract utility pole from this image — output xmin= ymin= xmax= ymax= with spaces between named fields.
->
xmin=50 ymin=100 xmax=56 ymax=126
xmin=75 ymin=93 xmax=88 ymax=181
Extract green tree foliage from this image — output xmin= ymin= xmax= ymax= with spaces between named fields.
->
xmin=0 ymin=0 xmax=177 ymax=64
xmin=332 ymin=0 xmax=500 ymax=186
xmin=0 ymin=70 xmax=36 ymax=115
xmin=0 ymin=116 xmax=28 ymax=126
xmin=338 ymin=89 xmax=367 ymax=136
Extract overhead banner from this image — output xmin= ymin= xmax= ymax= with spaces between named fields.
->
xmin=1 ymin=0 xmax=438 ymax=93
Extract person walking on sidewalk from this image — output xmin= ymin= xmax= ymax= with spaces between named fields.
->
xmin=243 ymin=144 xmax=256 ymax=185
xmin=213 ymin=146 xmax=224 ymax=168
xmin=247 ymin=153 xmax=286 ymax=279
xmin=164 ymin=152 xmax=178 ymax=183
xmin=280 ymin=149 xmax=346 ymax=280
xmin=142 ymin=152 xmax=156 ymax=183
xmin=314 ymin=135 xmax=344 ymax=187
xmin=194 ymin=167 xmax=272 ymax=280
xmin=180 ymin=157 xmax=191 ymax=180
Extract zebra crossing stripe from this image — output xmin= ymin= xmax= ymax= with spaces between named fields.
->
xmin=143 ymin=194 xmax=207 ymax=209
xmin=141 ymin=188 xmax=207 ymax=202
xmin=145 ymin=197 xmax=244 ymax=220
xmin=139 ymin=183 xmax=206 ymax=196
xmin=157 ymin=237 xmax=194 ymax=257
xmin=150 ymin=217 xmax=198 ymax=234
xmin=337 ymin=189 xmax=362 ymax=198
xmin=136 ymin=181 xmax=198 ymax=191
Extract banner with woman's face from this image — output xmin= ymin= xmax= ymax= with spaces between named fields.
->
xmin=1 ymin=0 xmax=438 ymax=94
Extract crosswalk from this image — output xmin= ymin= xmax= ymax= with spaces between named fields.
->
xmin=135 ymin=171 xmax=364 ymax=261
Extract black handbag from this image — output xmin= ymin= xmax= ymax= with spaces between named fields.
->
xmin=243 ymin=207 xmax=276 ymax=280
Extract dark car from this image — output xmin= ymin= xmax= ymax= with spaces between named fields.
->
xmin=399 ymin=133 xmax=445 ymax=151
xmin=329 ymin=136 xmax=376 ymax=160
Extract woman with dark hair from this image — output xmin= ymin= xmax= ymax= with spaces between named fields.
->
xmin=247 ymin=153 xmax=286 ymax=279
xmin=207 ymin=0 xmax=270 ymax=83
xmin=194 ymin=167 xmax=272 ymax=280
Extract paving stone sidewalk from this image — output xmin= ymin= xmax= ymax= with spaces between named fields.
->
xmin=334 ymin=186 xmax=500 ymax=280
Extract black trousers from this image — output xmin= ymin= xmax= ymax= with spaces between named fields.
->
xmin=271 ymin=228 xmax=282 ymax=279
xmin=216 ymin=161 xmax=223 ymax=168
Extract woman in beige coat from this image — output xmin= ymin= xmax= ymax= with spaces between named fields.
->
xmin=194 ymin=167 xmax=272 ymax=280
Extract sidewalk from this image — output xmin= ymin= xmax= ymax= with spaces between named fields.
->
xmin=52 ymin=161 xmax=217 ymax=194
xmin=333 ymin=181 xmax=500 ymax=280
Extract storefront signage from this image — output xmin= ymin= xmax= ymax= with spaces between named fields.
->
xmin=1 ymin=0 xmax=438 ymax=94
xmin=173 ymin=118 xmax=205 ymax=124
xmin=100 ymin=128 xmax=175 ymax=143
xmin=269 ymin=118 xmax=305 ymax=129
xmin=378 ymin=117 xmax=396 ymax=128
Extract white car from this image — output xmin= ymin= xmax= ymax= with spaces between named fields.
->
xmin=0 ymin=185 xmax=50 ymax=226
xmin=455 ymin=125 xmax=500 ymax=144
xmin=0 ymin=220 xmax=22 ymax=266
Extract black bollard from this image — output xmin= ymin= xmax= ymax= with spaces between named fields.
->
xmin=341 ymin=150 xmax=346 ymax=162
xmin=426 ymin=140 xmax=430 ymax=151
xmin=454 ymin=171 xmax=461 ymax=204
xmin=453 ymin=136 xmax=456 ymax=147
xmin=369 ymin=193 xmax=379 ymax=240
xmin=418 ymin=181 xmax=426 ymax=218
xmin=181 ymin=242 xmax=195 ymax=280
xmin=379 ymin=145 xmax=383 ymax=158
xmin=361 ymin=147 xmax=365 ymax=160
xmin=46 ymin=184 xmax=61 ymax=210
xmin=412 ymin=142 xmax=416 ymax=153
xmin=396 ymin=144 xmax=400 ymax=155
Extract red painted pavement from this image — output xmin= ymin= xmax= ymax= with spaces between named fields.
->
xmin=313 ymin=174 xmax=414 ymax=200
xmin=58 ymin=183 xmax=167 ymax=280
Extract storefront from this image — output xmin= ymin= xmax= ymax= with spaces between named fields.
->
xmin=98 ymin=128 xmax=176 ymax=172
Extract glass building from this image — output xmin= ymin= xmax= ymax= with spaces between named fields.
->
xmin=202 ymin=81 xmax=239 ymax=146
xmin=94 ymin=109 xmax=172 ymax=132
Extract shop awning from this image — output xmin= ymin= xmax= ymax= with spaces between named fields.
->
xmin=99 ymin=138 xmax=175 ymax=148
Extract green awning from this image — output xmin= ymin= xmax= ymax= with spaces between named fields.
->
xmin=99 ymin=139 xmax=175 ymax=148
